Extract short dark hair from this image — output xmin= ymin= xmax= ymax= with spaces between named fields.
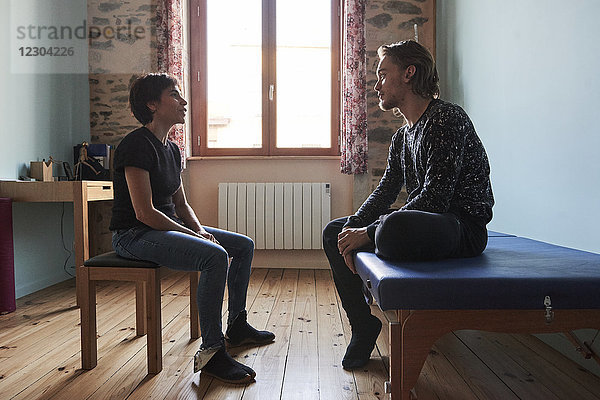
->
xmin=377 ymin=40 xmax=439 ymax=99
xmin=129 ymin=73 xmax=179 ymax=124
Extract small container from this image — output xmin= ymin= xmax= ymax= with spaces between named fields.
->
xmin=30 ymin=161 xmax=53 ymax=182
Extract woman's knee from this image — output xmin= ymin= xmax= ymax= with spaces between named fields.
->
xmin=195 ymin=244 xmax=229 ymax=271
xmin=241 ymin=235 xmax=255 ymax=253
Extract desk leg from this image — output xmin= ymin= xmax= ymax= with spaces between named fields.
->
xmin=73 ymin=182 xmax=89 ymax=307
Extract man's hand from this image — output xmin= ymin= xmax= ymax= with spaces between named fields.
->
xmin=337 ymin=227 xmax=371 ymax=274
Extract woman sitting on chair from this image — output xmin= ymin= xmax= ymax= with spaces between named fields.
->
xmin=109 ymin=73 xmax=274 ymax=384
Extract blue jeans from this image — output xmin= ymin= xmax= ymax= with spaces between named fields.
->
xmin=112 ymin=225 xmax=254 ymax=348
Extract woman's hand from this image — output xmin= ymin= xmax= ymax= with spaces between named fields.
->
xmin=197 ymin=228 xmax=220 ymax=245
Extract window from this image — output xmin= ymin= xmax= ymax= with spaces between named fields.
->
xmin=190 ymin=0 xmax=340 ymax=156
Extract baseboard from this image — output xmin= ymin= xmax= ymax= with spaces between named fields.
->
xmin=16 ymin=272 xmax=72 ymax=299
xmin=252 ymin=249 xmax=329 ymax=269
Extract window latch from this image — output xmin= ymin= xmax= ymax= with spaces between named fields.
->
xmin=269 ymin=84 xmax=274 ymax=101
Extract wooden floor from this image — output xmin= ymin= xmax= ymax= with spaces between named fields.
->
xmin=2 ymin=268 xmax=600 ymax=400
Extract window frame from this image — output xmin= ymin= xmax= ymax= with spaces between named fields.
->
xmin=189 ymin=0 xmax=341 ymax=157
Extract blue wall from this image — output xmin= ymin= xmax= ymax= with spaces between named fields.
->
xmin=436 ymin=0 xmax=600 ymax=254
xmin=436 ymin=0 xmax=600 ymax=376
xmin=1 ymin=1 xmax=90 ymax=297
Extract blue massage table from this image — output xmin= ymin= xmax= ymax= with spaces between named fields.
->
xmin=354 ymin=232 xmax=600 ymax=400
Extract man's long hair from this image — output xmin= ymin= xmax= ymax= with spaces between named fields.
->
xmin=378 ymin=40 xmax=439 ymax=99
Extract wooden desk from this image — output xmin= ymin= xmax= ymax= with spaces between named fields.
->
xmin=0 ymin=180 xmax=113 ymax=303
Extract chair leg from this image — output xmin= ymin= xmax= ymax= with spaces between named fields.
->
xmin=80 ymin=267 xmax=97 ymax=370
xmin=146 ymin=269 xmax=162 ymax=374
xmin=135 ymin=281 xmax=147 ymax=336
xmin=190 ymin=271 xmax=200 ymax=339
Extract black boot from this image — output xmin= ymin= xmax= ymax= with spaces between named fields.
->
xmin=226 ymin=311 xmax=275 ymax=347
xmin=342 ymin=314 xmax=382 ymax=370
xmin=197 ymin=345 xmax=256 ymax=384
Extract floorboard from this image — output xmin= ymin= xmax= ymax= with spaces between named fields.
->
xmin=1 ymin=269 xmax=599 ymax=400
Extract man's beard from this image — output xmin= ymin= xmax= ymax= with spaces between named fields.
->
xmin=378 ymin=98 xmax=395 ymax=111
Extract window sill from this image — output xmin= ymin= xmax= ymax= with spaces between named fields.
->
xmin=187 ymin=155 xmax=341 ymax=161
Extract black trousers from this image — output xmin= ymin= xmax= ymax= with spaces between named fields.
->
xmin=322 ymin=210 xmax=487 ymax=326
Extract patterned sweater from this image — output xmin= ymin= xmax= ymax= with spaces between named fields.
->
xmin=345 ymin=99 xmax=494 ymax=237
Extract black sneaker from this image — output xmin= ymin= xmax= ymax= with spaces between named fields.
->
xmin=225 ymin=311 xmax=275 ymax=347
xmin=196 ymin=346 xmax=255 ymax=384
xmin=342 ymin=315 xmax=382 ymax=370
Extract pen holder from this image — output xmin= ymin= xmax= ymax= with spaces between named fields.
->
xmin=30 ymin=161 xmax=53 ymax=182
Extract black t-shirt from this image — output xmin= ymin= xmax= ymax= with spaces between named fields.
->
xmin=109 ymin=127 xmax=182 ymax=231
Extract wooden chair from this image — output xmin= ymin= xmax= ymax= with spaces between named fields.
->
xmin=79 ymin=251 xmax=200 ymax=374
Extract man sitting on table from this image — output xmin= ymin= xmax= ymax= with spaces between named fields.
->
xmin=323 ymin=40 xmax=494 ymax=369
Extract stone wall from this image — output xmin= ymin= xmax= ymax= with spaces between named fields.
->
xmin=356 ymin=0 xmax=436 ymax=209
xmin=87 ymin=0 xmax=158 ymax=253
xmin=88 ymin=0 xmax=157 ymax=146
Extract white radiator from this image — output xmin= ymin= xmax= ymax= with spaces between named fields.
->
xmin=218 ymin=183 xmax=331 ymax=250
